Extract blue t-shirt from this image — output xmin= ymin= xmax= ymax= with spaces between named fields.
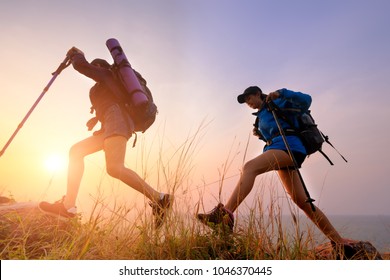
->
xmin=255 ymin=88 xmax=312 ymax=155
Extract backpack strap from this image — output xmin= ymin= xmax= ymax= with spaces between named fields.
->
xmin=318 ymin=149 xmax=334 ymax=165
xmin=265 ymin=102 xmax=299 ymax=131
xmin=132 ymin=132 xmax=138 ymax=148
xmin=252 ymin=114 xmax=266 ymax=141
xmin=321 ymin=132 xmax=348 ymax=163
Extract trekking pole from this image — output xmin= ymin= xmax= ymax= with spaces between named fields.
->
xmin=0 ymin=56 xmax=71 ymax=158
xmin=267 ymin=100 xmax=316 ymax=212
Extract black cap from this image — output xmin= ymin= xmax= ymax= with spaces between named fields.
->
xmin=237 ymin=86 xmax=262 ymax=104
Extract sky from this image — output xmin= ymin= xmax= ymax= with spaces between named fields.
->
xmin=0 ymin=0 xmax=390 ymax=218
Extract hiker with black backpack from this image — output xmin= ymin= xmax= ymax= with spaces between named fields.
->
xmin=197 ymin=86 xmax=351 ymax=245
xmin=38 ymin=46 xmax=172 ymax=228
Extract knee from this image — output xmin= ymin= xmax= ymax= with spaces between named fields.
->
xmin=294 ymin=199 xmax=306 ymax=210
xmin=242 ymin=160 xmax=253 ymax=173
xmin=106 ymin=163 xmax=124 ymax=179
xmin=293 ymin=196 xmax=314 ymax=212
xmin=242 ymin=159 xmax=262 ymax=176
xmin=69 ymin=144 xmax=84 ymax=161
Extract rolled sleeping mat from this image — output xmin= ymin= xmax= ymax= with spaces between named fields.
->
xmin=106 ymin=38 xmax=148 ymax=106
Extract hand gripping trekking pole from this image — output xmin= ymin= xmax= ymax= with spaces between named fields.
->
xmin=0 ymin=57 xmax=71 ymax=158
xmin=267 ymin=100 xmax=316 ymax=212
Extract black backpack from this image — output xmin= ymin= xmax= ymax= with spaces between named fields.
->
xmin=254 ymin=105 xmax=347 ymax=165
xmin=112 ymin=67 xmax=158 ymax=133
xmin=293 ymin=110 xmax=347 ymax=165
xmin=87 ymin=68 xmax=157 ymax=146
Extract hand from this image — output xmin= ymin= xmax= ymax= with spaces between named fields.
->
xmin=252 ymin=127 xmax=262 ymax=138
xmin=66 ymin=46 xmax=84 ymax=59
xmin=266 ymin=91 xmax=280 ymax=102
xmin=86 ymin=116 xmax=98 ymax=131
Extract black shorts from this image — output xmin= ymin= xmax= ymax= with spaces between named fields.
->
xmin=279 ymin=150 xmax=306 ymax=170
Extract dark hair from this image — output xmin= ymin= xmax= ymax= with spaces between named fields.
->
xmin=91 ymin=58 xmax=111 ymax=69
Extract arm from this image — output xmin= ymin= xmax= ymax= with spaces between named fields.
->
xmin=67 ymin=47 xmax=111 ymax=83
xmin=268 ymin=88 xmax=312 ymax=112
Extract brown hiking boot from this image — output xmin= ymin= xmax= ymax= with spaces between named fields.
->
xmin=197 ymin=203 xmax=234 ymax=232
xmin=149 ymin=194 xmax=173 ymax=229
xmin=38 ymin=197 xmax=77 ymax=221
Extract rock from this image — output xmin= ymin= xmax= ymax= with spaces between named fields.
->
xmin=315 ymin=240 xmax=383 ymax=260
xmin=0 ymin=200 xmax=40 ymax=215
xmin=0 ymin=196 xmax=15 ymax=204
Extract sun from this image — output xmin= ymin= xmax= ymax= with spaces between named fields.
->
xmin=44 ymin=154 xmax=66 ymax=173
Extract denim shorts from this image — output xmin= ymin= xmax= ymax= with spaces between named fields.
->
xmin=101 ymin=104 xmax=134 ymax=140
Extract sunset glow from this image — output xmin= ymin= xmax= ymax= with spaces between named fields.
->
xmin=0 ymin=1 xmax=389 ymax=217
xmin=44 ymin=154 xmax=66 ymax=173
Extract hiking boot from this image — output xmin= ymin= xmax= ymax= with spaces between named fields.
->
xmin=197 ymin=203 xmax=234 ymax=232
xmin=149 ymin=194 xmax=173 ymax=229
xmin=38 ymin=197 xmax=77 ymax=221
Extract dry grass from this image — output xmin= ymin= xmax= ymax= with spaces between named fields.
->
xmin=0 ymin=122 xmax=386 ymax=260
xmin=0 ymin=201 xmax=314 ymax=260
xmin=0 ymin=193 xmax=387 ymax=260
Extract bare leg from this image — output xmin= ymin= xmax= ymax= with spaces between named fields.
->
xmin=278 ymin=168 xmax=344 ymax=243
xmin=225 ymin=150 xmax=293 ymax=212
xmin=103 ymin=135 xmax=161 ymax=202
xmin=210 ymin=148 xmax=347 ymax=243
xmin=64 ymin=135 xmax=105 ymax=209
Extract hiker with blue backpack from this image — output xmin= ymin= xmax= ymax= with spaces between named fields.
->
xmin=197 ymin=86 xmax=351 ymax=245
xmin=39 ymin=45 xmax=172 ymax=228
